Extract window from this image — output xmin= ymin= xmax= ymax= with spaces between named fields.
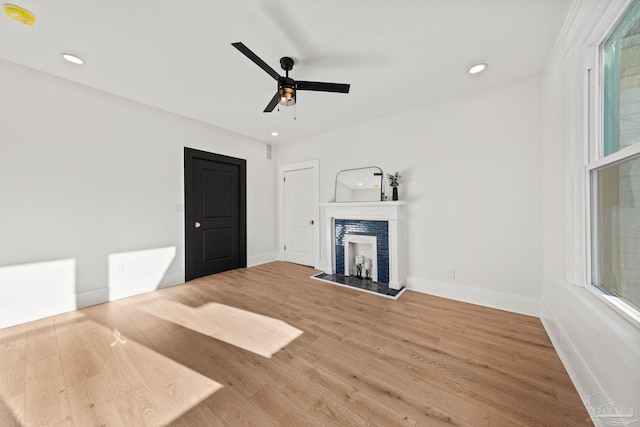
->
xmin=590 ymin=0 xmax=640 ymax=313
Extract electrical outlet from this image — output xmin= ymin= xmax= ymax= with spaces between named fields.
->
xmin=118 ymin=263 xmax=126 ymax=272
xmin=448 ymin=269 xmax=455 ymax=279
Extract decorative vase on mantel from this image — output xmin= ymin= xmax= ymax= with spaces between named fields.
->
xmin=387 ymin=171 xmax=402 ymax=202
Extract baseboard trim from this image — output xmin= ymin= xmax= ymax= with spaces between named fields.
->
xmin=82 ymin=270 xmax=185 ymax=306
xmin=540 ymin=301 xmax=607 ymax=427
xmin=0 ymin=295 xmax=76 ymax=330
xmin=248 ymin=253 xmax=277 ymax=267
xmin=76 ymin=287 xmax=109 ymax=308
xmin=406 ymin=276 xmax=541 ymax=317
xmin=540 ymin=300 xmax=597 ymax=397
xmin=158 ymin=270 xmax=185 ymax=288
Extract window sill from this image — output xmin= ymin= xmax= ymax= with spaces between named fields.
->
xmin=585 ymin=284 xmax=640 ymax=330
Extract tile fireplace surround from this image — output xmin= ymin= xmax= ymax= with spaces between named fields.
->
xmin=319 ymin=202 xmax=406 ymax=290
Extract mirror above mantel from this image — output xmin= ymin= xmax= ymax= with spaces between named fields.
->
xmin=335 ymin=167 xmax=383 ymax=202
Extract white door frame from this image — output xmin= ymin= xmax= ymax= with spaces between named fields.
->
xmin=278 ymin=159 xmax=320 ymax=268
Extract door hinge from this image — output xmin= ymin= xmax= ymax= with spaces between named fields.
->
xmin=284 ymin=245 xmax=286 ymax=250
xmin=284 ymin=177 xmax=286 ymax=182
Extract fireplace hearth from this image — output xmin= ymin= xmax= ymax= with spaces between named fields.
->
xmin=311 ymin=272 xmax=406 ymax=299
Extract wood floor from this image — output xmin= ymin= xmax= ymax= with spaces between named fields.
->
xmin=0 ymin=261 xmax=591 ymax=426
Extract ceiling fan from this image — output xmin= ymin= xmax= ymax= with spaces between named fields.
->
xmin=231 ymin=42 xmax=350 ymax=112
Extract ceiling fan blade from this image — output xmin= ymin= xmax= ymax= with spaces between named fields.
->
xmin=296 ymin=81 xmax=350 ymax=94
xmin=262 ymin=3 xmax=383 ymax=69
xmin=231 ymin=42 xmax=281 ymax=81
xmin=264 ymin=92 xmax=280 ymax=112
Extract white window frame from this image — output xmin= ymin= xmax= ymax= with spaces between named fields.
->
xmin=584 ymin=0 xmax=640 ymax=327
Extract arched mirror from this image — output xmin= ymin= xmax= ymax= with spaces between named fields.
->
xmin=335 ymin=167 xmax=383 ymax=202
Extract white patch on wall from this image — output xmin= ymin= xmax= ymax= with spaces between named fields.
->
xmin=108 ymin=246 xmax=177 ymax=301
xmin=0 ymin=258 xmax=77 ymax=329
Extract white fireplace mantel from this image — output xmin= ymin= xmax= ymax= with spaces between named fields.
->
xmin=319 ymin=201 xmax=406 ymax=290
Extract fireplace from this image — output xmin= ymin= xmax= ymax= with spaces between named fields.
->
xmin=344 ymin=233 xmax=378 ymax=282
xmin=319 ymin=201 xmax=406 ymax=290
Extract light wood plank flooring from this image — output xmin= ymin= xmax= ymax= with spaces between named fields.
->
xmin=0 ymin=261 xmax=591 ymax=426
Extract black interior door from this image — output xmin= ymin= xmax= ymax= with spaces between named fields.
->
xmin=185 ymin=148 xmax=246 ymax=281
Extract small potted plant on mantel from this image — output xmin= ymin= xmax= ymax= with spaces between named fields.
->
xmin=387 ymin=172 xmax=402 ymax=201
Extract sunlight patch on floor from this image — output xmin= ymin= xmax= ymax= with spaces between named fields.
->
xmin=85 ymin=319 xmax=224 ymax=426
xmin=0 ymin=391 xmax=23 ymax=426
xmin=142 ymin=301 xmax=303 ymax=358
xmin=0 ymin=314 xmax=223 ymax=426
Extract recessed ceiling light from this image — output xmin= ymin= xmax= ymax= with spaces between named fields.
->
xmin=271 ymin=132 xmax=279 ymax=136
xmin=468 ymin=63 xmax=487 ymax=74
xmin=61 ymin=53 xmax=84 ymax=65
xmin=357 ymin=182 xmax=364 ymax=186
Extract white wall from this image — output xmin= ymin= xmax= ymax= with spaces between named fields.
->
xmin=541 ymin=0 xmax=640 ymax=421
xmin=279 ymin=77 xmax=544 ymax=316
xmin=0 ymin=59 xmax=278 ymax=329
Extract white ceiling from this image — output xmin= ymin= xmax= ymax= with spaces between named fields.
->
xmin=0 ymin=0 xmax=571 ymax=143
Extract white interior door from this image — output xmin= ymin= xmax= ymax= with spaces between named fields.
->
xmin=284 ymin=168 xmax=315 ymax=266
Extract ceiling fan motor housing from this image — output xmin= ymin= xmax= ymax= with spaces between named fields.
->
xmin=278 ymin=76 xmax=296 ymax=89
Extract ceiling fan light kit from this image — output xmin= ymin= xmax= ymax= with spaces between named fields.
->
xmin=231 ymin=42 xmax=350 ymax=113
xmin=278 ymin=84 xmax=296 ymax=106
